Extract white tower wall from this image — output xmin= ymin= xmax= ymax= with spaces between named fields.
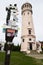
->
xmin=21 ymin=3 xmax=36 ymax=53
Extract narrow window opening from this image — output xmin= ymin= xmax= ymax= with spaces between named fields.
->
xmin=28 ymin=22 xmax=30 ymax=25
xmin=29 ymin=38 xmax=31 ymax=41
xmin=29 ymin=30 xmax=31 ymax=34
xmin=28 ymin=12 xmax=29 ymax=14
xmin=24 ymin=13 xmax=25 ymax=15
xmin=22 ymin=39 xmax=24 ymax=42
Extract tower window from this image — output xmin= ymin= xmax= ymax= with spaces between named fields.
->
xmin=24 ymin=4 xmax=26 ymax=7
xmin=24 ymin=13 xmax=25 ymax=15
xmin=28 ymin=22 xmax=30 ymax=25
xmin=29 ymin=30 xmax=31 ymax=34
xmin=29 ymin=38 xmax=31 ymax=41
xmin=27 ymin=4 xmax=29 ymax=7
xmin=22 ymin=39 xmax=24 ymax=42
xmin=28 ymin=12 xmax=29 ymax=14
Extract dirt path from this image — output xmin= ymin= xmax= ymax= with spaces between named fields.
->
xmin=27 ymin=54 xmax=43 ymax=59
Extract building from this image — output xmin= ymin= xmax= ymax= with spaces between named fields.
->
xmin=39 ymin=41 xmax=43 ymax=51
xmin=21 ymin=3 xmax=42 ymax=53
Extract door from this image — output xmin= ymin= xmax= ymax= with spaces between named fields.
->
xmin=30 ymin=43 xmax=32 ymax=50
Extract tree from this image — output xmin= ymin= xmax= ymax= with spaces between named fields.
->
xmin=4 ymin=43 xmax=21 ymax=51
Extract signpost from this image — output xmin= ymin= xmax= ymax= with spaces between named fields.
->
xmin=4 ymin=4 xmax=18 ymax=65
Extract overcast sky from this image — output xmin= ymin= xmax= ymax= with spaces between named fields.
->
xmin=0 ymin=0 xmax=43 ymax=45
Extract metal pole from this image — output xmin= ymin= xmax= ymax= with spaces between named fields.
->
xmin=4 ymin=42 xmax=11 ymax=65
xmin=4 ymin=5 xmax=12 ymax=65
xmin=4 ymin=4 xmax=18 ymax=65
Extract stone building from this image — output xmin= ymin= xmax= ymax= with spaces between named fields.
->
xmin=21 ymin=3 xmax=42 ymax=53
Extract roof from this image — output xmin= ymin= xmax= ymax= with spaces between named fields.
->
xmin=21 ymin=2 xmax=32 ymax=9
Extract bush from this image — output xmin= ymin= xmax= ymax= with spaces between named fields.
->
xmin=12 ymin=44 xmax=21 ymax=51
xmin=4 ymin=43 xmax=21 ymax=51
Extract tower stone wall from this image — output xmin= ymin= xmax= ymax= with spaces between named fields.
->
xmin=21 ymin=3 xmax=36 ymax=53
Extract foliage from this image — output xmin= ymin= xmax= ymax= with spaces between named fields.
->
xmin=4 ymin=43 xmax=21 ymax=51
xmin=0 ymin=44 xmax=2 ymax=50
xmin=11 ymin=44 xmax=21 ymax=51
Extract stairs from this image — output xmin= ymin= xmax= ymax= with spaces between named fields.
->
xmin=30 ymin=50 xmax=38 ymax=54
xmin=27 ymin=50 xmax=43 ymax=59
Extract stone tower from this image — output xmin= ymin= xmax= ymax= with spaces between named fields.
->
xmin=21 ymin=3 xmax=36 ymax=53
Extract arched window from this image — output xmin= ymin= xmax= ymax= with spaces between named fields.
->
xmin=29 ymin=38 xmax=31 ymax=41
xmin=29 ymin=30 xmax=31 ymax=34
xmin=24 ymin=13 xmax=25 ymax=15
xmin=24 ymin=4 xmax=26 ymax=7
xmin=28 ymin=22 xmax=30 ymax=25
xmin=27 ymin=4 xmax=29 ymax=7
xmin=22 ymin=39 xmax=24 ymax=42
xmin=28 ymin=12 xmax=29 ymax=14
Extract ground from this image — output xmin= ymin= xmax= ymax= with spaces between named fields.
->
xmin=0 ymin=51 xmax=43 ymax=65
xmin=27 ymin=53 xmax=43 ymax=59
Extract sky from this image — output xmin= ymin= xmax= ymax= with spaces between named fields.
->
xmin=0 ymin=0 xmax=43 ymax=45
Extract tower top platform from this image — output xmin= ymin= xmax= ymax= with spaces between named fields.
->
xmin=21 ymin=3 xmax=32 ymax=10
xmin=21 ymin=3 xmax=32 ymax=14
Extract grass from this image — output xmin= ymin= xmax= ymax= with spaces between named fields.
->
xmin=0 ymin=51 xmax=43 ymax=65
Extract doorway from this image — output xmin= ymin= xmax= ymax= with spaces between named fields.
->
xmin=29 ymin=43 xmax=32 ymax=50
